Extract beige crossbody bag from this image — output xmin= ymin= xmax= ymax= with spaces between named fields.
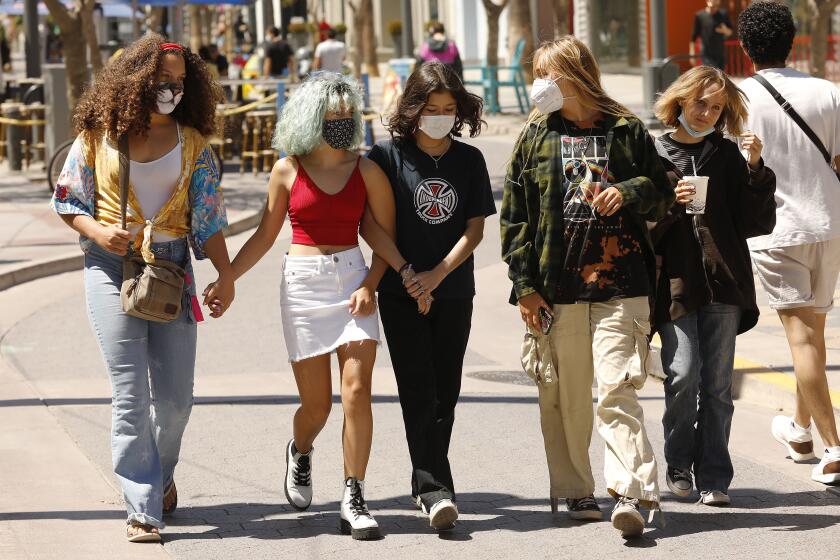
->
xmin=118 ymin=134 xmax=186 ymax=322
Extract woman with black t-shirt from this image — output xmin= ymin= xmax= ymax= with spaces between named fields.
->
xmin=367 ymin=61 xmax=495 ymax=532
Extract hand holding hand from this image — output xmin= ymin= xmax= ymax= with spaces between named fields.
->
xmin=592 ymin=186 xmax=623 ymax=216
xmin=95 ymin=224 xmax=132 ymax=256
xmin=349 ymin=285 xmax=376 ymax=317
xmin=202 ymin=274 xmax=235 ymax=318
xmin=675 ymin=179 xmax=696 ymax=205
xmin=518 ymin=292 xmax=551 ymax=332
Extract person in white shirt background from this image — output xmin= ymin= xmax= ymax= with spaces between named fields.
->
xmin=737 ymin=1 xmax=840 ymax=486
xmin=313 ymin=27 xmax=346 ymax=74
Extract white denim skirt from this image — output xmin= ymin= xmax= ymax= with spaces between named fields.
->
xmin=280 ymin=246 xmax=380 ymax=362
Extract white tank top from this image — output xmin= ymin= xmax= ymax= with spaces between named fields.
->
xmin=130 ymin=140 xmax=183 ymax=242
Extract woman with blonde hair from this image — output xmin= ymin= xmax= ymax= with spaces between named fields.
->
xmin=500 ymin=36 xmax=674 ymax=538
xmin=209 ymin=72 xmax=424 ymax=540
xmin=651 ymin=65 xmax=776 ymax=506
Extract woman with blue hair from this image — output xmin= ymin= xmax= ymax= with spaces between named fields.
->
xmin=207 ymin=72 xmax=424 ymax=540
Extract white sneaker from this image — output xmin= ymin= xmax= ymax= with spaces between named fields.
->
xmin=611 ymin=496 xmax=644 ymax=538
xmin=811 ymin=450 xmax=840 ymax=485
xmin=284 ymin=439 xmax=312 ymax=510
xmin=698 ymin=490 xmax=730 ymax=507
xmin=771 ymin=415 xmax=816 ymax=462
xmin=339 ymin=478 xmax=381 ymax=540
xmin=428 ymin=499 xmax=458 ymax=530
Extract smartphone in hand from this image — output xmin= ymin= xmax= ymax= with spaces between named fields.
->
xmin=539 ymin=306 xmax=554 ymax=335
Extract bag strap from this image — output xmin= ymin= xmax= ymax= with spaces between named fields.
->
xmin=118 ymin=134 xmax=130 ymax=231
xmin=751 ymin=73 xmax=832 ymax=165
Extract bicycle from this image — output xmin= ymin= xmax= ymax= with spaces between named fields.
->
xmin=47 ymin=139 xmax=225 ymax=192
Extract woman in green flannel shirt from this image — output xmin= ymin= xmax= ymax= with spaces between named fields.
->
xmin=501 ymin=37 xmax=674 ymax=539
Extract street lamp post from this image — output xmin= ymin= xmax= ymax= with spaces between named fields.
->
xmin=642 ymin=0 xmax=669 ymax=128
xmin=400 ymin=0 xmax=414 ymax=60
xmin=23 ymin=0 xmax=41 ymax=78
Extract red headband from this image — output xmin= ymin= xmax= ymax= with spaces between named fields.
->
xmin=160 ymin=42 xmax=184 ymax=52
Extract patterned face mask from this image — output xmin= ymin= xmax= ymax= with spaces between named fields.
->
xmin=322 ymin=117 xmax=355 ymax=150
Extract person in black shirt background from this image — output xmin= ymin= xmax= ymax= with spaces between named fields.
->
xmin=690 ymin=0 xmax=734 ymax=70
xmin=263 ymin=26 xmax=296 ymax=79
xmin=367 ymin=61 xmax=495 ymax=531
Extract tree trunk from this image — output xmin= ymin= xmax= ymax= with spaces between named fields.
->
xmin=188 ymin=5 xmax=202 ymax=52
xmin=348 ymin=0 xmax=378 ymax=77
xmin=80 ymin=0 xmax=102 ymax=74
xmin=43 ymin=0 xmax=88 ymax=112
xmin=551 ymin=0 xmax=569 ymax=38
xmin=508 ymin=0 xmax=534 ymax=81
xmin=147 ymin=7 xmax=165 ymax=36
xmin=348 ymin=1 xmax=364 ymax=77
xmin=361 ymin=0 xmax=378 ymax=77
xmin=809 ymin=0 xmax=840 ymax=79
xmin=482 ymin=0 xmax=509 ymax=67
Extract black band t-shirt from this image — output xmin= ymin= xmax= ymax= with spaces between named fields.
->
xmin=367 ymin=138 xmax=497 ymax=299
xmin=555 ymin=119 xmax=649 ymax=303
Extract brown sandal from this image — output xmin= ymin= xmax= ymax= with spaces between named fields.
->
xmin=163 ymin=481 xmax=178 ymax=515
xmin=126 ymin=522 xmax=161 ymax=543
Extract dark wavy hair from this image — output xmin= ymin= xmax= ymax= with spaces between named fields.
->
xmin=738 ymin=1 xmax=796 ymax=66
xmin=73 ymin=33 xmax=222 ymax=138
xmin=386 ymin=61 xmax=484 ymax=139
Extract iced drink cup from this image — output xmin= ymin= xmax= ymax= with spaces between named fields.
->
xmin=684 ymin=176 xmax=709 ymax=215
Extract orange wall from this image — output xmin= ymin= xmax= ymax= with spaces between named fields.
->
xmin=646 ymin=0 xmax=748 ymax=60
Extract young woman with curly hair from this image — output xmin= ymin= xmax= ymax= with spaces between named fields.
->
xmin=366 ymin=61 xmax=495 ymax=531
xmin=50 ymin=33 xmax=232 ymax=543
xmin=217 ymin=72 xmax=424 ymax=541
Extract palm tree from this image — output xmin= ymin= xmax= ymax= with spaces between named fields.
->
xmin=808 ymin=0 xmax=840 ymax=79
xmin=508 ymin=0 xmax=535 ymax=81
xmin=348 ymin=0 xmax=379 ymax=77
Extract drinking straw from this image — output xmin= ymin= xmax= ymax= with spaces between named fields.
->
xmin=691 ymin=155 xmax=698 ymax=176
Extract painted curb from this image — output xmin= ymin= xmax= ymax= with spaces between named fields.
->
xmin=0 ymin=207 xmax=264 ymax=292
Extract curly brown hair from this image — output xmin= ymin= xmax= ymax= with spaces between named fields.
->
xmin=386 ymin=61 xmax=484 ymax=139
xmin=73 ymin=33 xmax=222 ymax=138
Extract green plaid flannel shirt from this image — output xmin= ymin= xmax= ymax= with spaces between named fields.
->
xmin=500 ymin=112 xmax=675 ymax=305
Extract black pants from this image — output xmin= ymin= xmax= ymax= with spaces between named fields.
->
xmin=378 ymin=294 xmax=473 ymax=509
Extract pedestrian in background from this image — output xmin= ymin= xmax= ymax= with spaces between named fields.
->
xmin=211 ymin=73 xmax=425 ymax=541
xmin=313 ymin=27 xmax=346 ymax=74
xmin=416 ymin=22 xmax=463 ymax=80
xmin=367 ymin=61 xmax=494 ymax=531
xmin=263 ymin=26 xmax=295 ymax=79
xmin=737 ymin=1 xmax=840 ymax=485
xmin=652 ymin=66 xmax=776 ymax=507
xmin=690 ymin=0 xmax=734 ymax=70
xmin=501 ymin=36 xmax=673 ymax=539
xmin=50 ymin=35 xmax=232 ymax=543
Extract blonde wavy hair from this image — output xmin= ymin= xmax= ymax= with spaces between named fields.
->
xmin=654 ymin=66 xmax=748 ymax=136
xmin=531 ymin=36 xmax=635 ymax=121
xmin=511 ymin=37 xmax=634 ymax=158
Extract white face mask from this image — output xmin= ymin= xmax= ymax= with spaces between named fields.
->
xmin=678 ymin=113 xmax=715 ymax=138
xmin=157 ymin=88 xmax=183 ymax=115
xmin=530 ymin=78 xmax=575 ymax=115
xmin=418 ymin=114 xmax=455 ymax=140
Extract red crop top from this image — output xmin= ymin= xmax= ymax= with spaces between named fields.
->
xmin=288 ymin=157 xmax=367 ymax=246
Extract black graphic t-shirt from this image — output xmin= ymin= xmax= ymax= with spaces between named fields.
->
xmin=556 ymin=121 xmax=649 ymax=303
xmin=367 ymin=138 xmax=496 ymax=299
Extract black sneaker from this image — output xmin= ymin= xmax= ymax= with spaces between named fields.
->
xmin=565 ymin=495 xmax=602 ymax=521
xmin=666 ymin=466 xmax=693 ymax=497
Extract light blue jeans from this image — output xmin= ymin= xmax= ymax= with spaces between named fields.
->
xmin=83 ymin=237 xmax=196 ymax=529
xmin=659 ymin=303 xmax=741 ymax=493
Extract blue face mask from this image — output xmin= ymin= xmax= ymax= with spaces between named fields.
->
xmin=678 ymin=113 xmax=715 ymax=138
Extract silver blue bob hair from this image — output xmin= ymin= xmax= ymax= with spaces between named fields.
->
xmin=273 ymin=72 xmax=365 ymax=155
